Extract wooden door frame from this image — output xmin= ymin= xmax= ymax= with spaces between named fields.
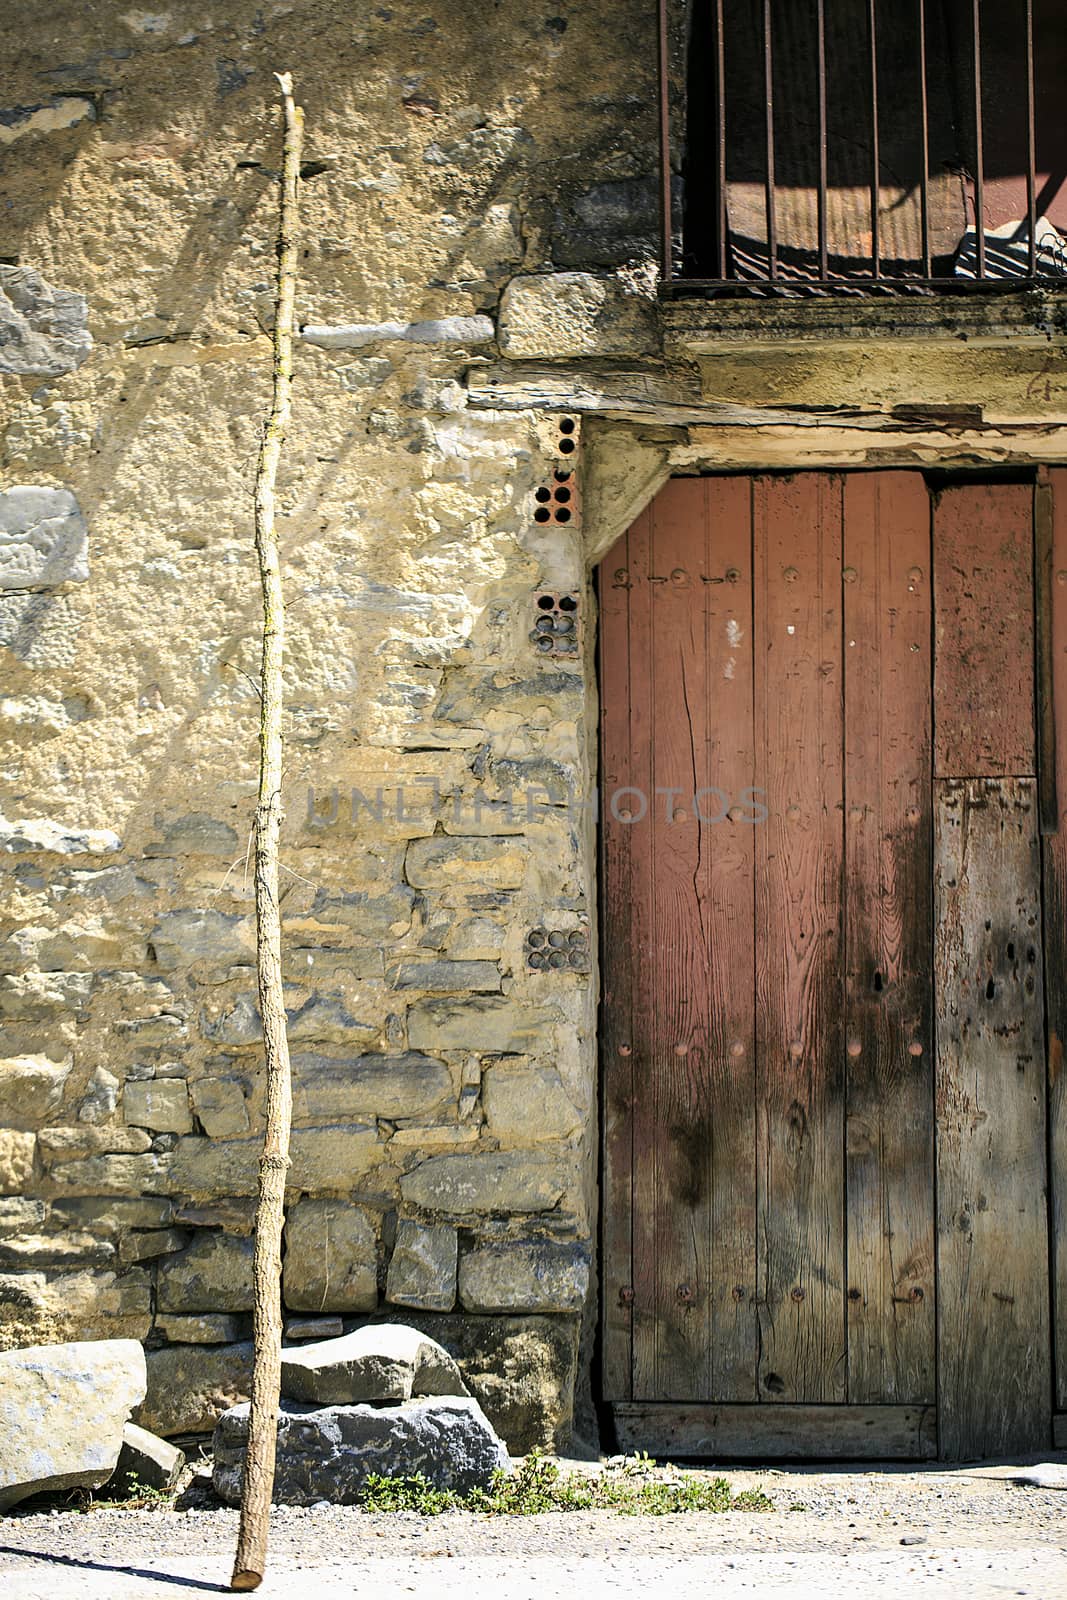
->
xmin=583 ymin=443 xmax=1064 ymax=1460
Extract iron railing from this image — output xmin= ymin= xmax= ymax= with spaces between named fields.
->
xmin=660 ymin=0 xmax=1066 ymax=295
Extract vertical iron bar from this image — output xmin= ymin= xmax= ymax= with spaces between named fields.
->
xmin=716 ymin=0 xmax=727 ymax=279
xmin=763 ymin=0 xmax=777 ymax=279
xmin=1036 ymin=471 xmax=1058 ymax=835
xmin=918 ymin=0 xmax=931 ymax=276
xmin=817 ymin=0 xmax=828 ymax=279
xmin=657 ymin=0 xmax=673 ymax=283
xmin=1025 ymin=0 xmax=1037 ymax=276
xmin=972 ymin=0 xmax=985 ymax=277
xmin=868 ymin=0 xmax=881 ymax=277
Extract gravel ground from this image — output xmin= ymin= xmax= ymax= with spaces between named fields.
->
xmin=1 ymin=1457 xmax=1065 ymax=1599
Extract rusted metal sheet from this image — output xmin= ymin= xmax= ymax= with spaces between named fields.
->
xmin=934 ymin=777 xmax=1051 ymax=1459
xmin=1041 ymin=466 xmax=1067 ymax=1412
xmin=843 ymin=472 xmax=935 ymax=1404
xmin=933 ymin=481 xmax=1035 ymax=778
xmin=753 ymin=473 xmax=845 ymax=1403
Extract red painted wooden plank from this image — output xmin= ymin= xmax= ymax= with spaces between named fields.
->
xmin=933 ymin=482 xmax=1035 ymax=778
xmin=843 ymin=471 xmax=935 ymax=1404
xmin=1042 ymin=467 xmax=1067 ymax=1411
xmin=753 ymin=472 xmax=846 ymax=1404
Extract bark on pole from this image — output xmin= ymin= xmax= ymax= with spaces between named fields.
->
xmin=230 ymin=70 xmax=303 ymax=1593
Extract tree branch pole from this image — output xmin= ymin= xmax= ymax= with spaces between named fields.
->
xmin=231 ymin=70 xmax=303 ymax=1593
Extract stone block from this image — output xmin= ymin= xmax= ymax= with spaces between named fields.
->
xmin=287 ymin=996 xmax=380 ymax=1046
xmin=51 ymin=1196 xmax=172 ymax=1234
xmin=213 ymin=1394 xmax=507 ymax=1504
xmin=301 ymin=315 xmax=494 ymax=350
xmin=109 ymin=1422 xmax=185 ymax=1496
xmin=77 ymin=1065 xmax=120 ymax=1123
xmin=482 ymin=1063 xmax=581 ymax=1144
xmin=309 ymin=887 xmax=416 ymax=941
xmin=167 ymin=1125 xmax=384 ymax=1199
xmin=283 ymin=1200 xmax=378 ymax=1313
xmin=1 ymin=968 xmax=92 ymax=1019
xmin=279 ymin=1325 xmax=467 ymax=1406
xmin=0 ymin=486 xmax=89 ymax=590
xmin=157 ymin=1232 xmax=254 ymax=1313
xmin=199 ymin=997 xmax=260 ymax=1045
xmin=391 ymin=960 xmax=502 ymax=992
xmin=0 ymin=1055 xmax=70 ymax=1128
xmin=145 ymin=814 xmax=239 ymax=859
xmin=408 ymin=997 xmax=555 ymax=1054
xmin=0 ymin=1339 xmax=146 ymax=1510
xmin=400 ymin=1151 xmax=569 ymax=1217
xmin=0 ymin=814 xmax=119 ymax=855
xmin=156 ymin=1312 xmax=245 ymax=1344
xmin=124 ymin=1078 xmax=192 ymax=1134
xmin=0 ymin=1232 xmax=115 ymax=1269
xmin=549 ymin=177 xmax=661 ymax=268
xmin=0 ymin=265 xmax=92 ymax=377
xmin=50 ymin=1153 xmax=169 ymax=1195
xmin=458 ymin=1241 xmax=590 ymax=1313
xmin=0 ymin=1268 xmax=151 ymax=1349
xmin=189 ymin=1075 xmax=250 ymax=1137
xmin=138 ymin=1341 xmax=253 ymax=1436
xmin=118 ymin=1228 xmax=189 ymax=1264
xmin=0 ymin=1198 xmax=47 ymax=1234
xmin=38 ymin=1126 xmax=154 ymax=1164
xmin=498 ymin=271 xmax=658 ymax=359
xmin=285 ymin=1316 xmax=344 ymax=1340
xmin=405 ymin=835 xmax=526 ymax=890
xmin=149 ymin=910 xmax=254 ymax=972
xmin=0 ymin=1130 xmax=35 ymax=1191
xmin=0 ymin=591 xmax=81 ymax=670
xmin=292 ymin=1052 xmax=452 ymax=1122
xmin=386 ymin=1221 xmax=457 ymax=1311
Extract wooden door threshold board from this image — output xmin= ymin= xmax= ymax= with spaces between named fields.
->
xmin=613 ymin=1403 xmax=938 ymax=1460
xmin=1053 ymin=1414 xmax=1067 ymax=1450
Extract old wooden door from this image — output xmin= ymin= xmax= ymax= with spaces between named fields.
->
xmin=600 ymin=470 xmax=1059 ymax=1460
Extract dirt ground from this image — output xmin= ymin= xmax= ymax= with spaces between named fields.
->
xmin=1 ymin=1457 xmax=1065 ymax=1599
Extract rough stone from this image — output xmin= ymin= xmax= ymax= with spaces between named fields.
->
xmin=124 ymin=1078 xmax=192 ymax=1134
xmin=48 ymin=1152 xmax=170 ymax=1195
xmin=109 ymin=1421 xmax=185 ymax=1497
xmin=0 ymin=1198 xmax=48 ymax=1234
xmin=157 ymin=1232 xmax=254 ymax=1313
xmin=51 ymin=1197 xmax=172 ymax=1233
xmin=408 ymin=997 xmax=556 ymax=1054
xmin=0 ymin=1055 xmax=71 ymax=1128
xmin=0 ymin=591 xmax=81 ymax=670
xmin=156 ymin=1312 xmax=245 ymax=1344
xmin=400 ymin=1151 xmax=570 ymax=1217
xmin=550 ymin=176 xmax=661 ymax=267
xmin=498 ymin=271 xmax=658 ymax=359
xmin=285 ymin=1315 xmax=344 ymax=1340
xmin=386 ymin=1221 xmax=458 ymax=1312
xmin=0 ymin=1270 xmax=151 ymax=1349
xmin=279 ymin=1324 xmax=468 ymax=1406
xmin=405 ymin=835 xmax=527 ymax=889
xmin=38 ymin=1126 xmax=154 ymax=1163
xmin=309 ymin=888 xmax=416 ymax=941
xmin=188 ymin=1074 xmax=250 ymax=1137
xmin=0 ymin=1339 xmax=146 ymax=1510
xmin=283 ymin=1200 xmax=378 ymax=1313
xmin=0 ymin=1130 xmax=35 ymax=1191
xmin=0 ymin=265 xmax=92 ymax=377
xmin=482 ymin=1063 xmax=581 ymax=1143
xmin=213 ymin=1394 xmax=507 ymax=1504
xmin=391 ymin=960 xmax=502 ymax=992
xmin=302 ymin=316 xmax=494 ymax=350
xmin=138 ymin=1341 xmax=253 ymax=1436
xmin=77 ymin=1065 xmax=121 ymax=1124
xmin=0 ymin=486 xmax=89 ymax=590
xmin=292 ymin=1052 xmax=452 ymax=1122
xmin=167 ymin=1125 xmax=384 ymax=1198
xmin=144 ymin=814 xmax=239 ymax=859
xmin=149 ymin=910 xmax=254 ymax=971
xmin=393 ymin=1313 xmax=580 ymax=1454
xmin=458 ymin=1241 xmax=590 ymax=1313
xmin=287 ymin=996 xmax=380 ymax=1046
xmin=0 ymin=97 xmax=94 ymax=146
xmin=0 ymin=815 xmax=120 ymax=855
xmin=0 ymin=1232 xmax=115 ymax=1269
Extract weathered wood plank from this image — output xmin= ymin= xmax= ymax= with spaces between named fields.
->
xmin=1042 ymin=467 xmax=1067 ymax=1413
xmin=1053 ymin=1414 xmax=1067 ymax=1451
xmin=932 ymin=482 xmax=1036 ymax=778
xmin=702 ymin=477 xmax=758 ymax=1401
xmin=934 ymin=777 xmax=1051 ymax=1459
xmin=641 ymin=479 xmax=718 ymax=1399
xmin=613 ymin=1404 xmax=937 ymax=1460
xmin=843 ymin=472 xmax=935 ymax=1404
xmin=753 ymin=473 xmax=846 ymax=1403
xmin=598 ymin=518 xmax=635 ymax=1401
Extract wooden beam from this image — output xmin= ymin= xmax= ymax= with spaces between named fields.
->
xmin=612 ymin=1403 xmax=937 ymax=1459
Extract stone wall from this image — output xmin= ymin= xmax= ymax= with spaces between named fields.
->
xmin=0 ymin=0 xmax=663 ymax=1451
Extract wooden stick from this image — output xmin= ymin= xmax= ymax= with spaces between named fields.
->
xmin=230 ymin=69 xmax=303 ymax=1593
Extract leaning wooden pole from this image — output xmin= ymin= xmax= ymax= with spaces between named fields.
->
xmin=231 ymin=70 xmax=303 ymax=1593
